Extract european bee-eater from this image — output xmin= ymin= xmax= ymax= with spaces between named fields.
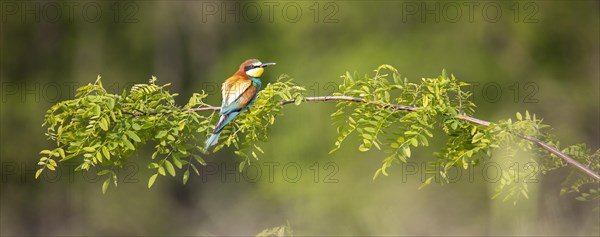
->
xmin=205 ymin=59 xmax=276 ymax=149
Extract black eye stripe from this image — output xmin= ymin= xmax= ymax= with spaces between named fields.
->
xmin=245 ymin=64 xmax=259 ymax=71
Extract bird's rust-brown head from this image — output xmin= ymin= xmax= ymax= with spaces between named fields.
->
xmin=236 ymin=59 xmax=276 ymax=78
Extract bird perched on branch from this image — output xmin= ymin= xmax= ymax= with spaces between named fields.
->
xmin=205 ymin=59 xmax=276 ymax=150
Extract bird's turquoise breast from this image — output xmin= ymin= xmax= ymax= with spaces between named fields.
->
xmin=249 ymin=77 xmax=261 ymax=90
xmin=246 ymin=77 xmax=262 ymax=107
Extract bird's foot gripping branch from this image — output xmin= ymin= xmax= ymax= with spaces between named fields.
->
xmin=37 ymin=65 xmax=598 ymax=206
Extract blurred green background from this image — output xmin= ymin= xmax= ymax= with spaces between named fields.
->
xmin=1 ymin=0 xmax=598 ymax=236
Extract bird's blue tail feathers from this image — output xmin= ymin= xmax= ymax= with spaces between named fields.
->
xmin=205 ymin=111 xmax=240 ymax=150
xmin=205 ymin=132 xmax=221 ymax=150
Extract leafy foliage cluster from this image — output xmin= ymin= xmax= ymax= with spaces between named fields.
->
xmin=37 ymin=66 xmax=598 ymax=206
xmin=255 ymin=222 xmax=293 ymax=237
xmin=328 ymin=65 xmax=599 ymax=204
xmin=37 ymin=75 xmax=304 ymax=193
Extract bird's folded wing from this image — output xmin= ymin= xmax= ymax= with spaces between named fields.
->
xmin=222 ymin=77 xmax=252 ymax=107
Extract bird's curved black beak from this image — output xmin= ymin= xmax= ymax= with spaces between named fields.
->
xmin=259 ymin=62 xmax=276 ymax=68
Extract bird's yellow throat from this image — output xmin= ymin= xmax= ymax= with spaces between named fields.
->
xmin=245 ymin=67 xmax=264 ymax=78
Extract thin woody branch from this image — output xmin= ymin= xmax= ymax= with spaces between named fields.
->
xmin=122 ymin=95 xmax=600 ymax=181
